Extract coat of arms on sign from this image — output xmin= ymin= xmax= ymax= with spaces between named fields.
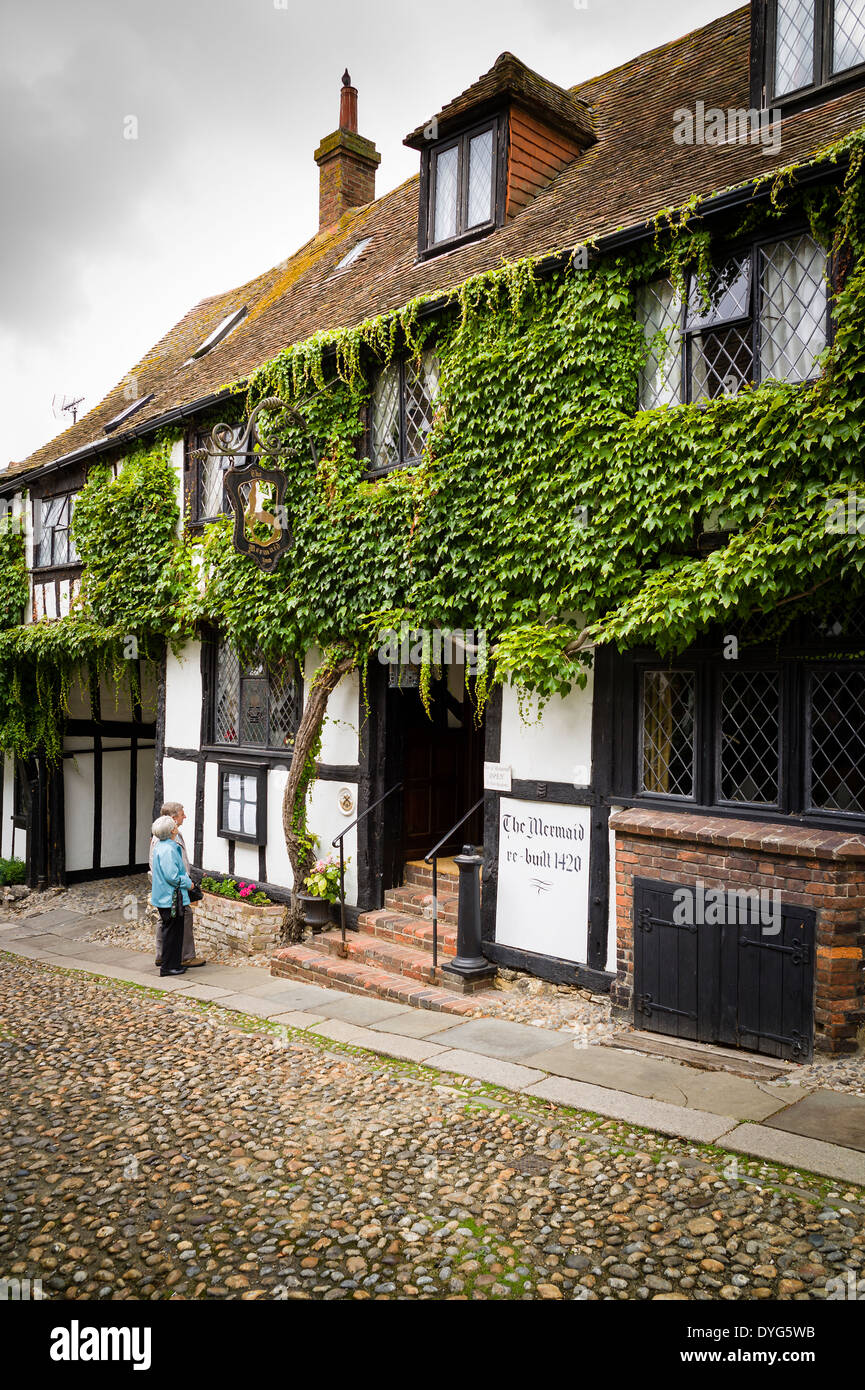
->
xmin=195 ymin=396 xmax=318 ymax=573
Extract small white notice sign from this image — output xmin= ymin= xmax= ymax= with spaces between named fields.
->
xmin=495 ymin=797 xmax=591 ymax=963
xmin=484 ymin=762 xmax=512 ymax=792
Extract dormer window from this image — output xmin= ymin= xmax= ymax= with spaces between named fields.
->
xmin=427 ymin=121 xmax=499 ymax=252
xmin=764 ymin=0 xmax=865 ymax=104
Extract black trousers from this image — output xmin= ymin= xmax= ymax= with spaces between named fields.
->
xmin=157 ymin=907 xmax=184 ymax=974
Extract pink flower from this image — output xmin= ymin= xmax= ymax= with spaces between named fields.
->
xmin=239 ymin=884 xmax=253 ymax=898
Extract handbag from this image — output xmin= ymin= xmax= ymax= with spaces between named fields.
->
xmin=172 ymin=886 xmax=185 ymax=918
xmin=188 ymin=884 xmax=203 ymax=903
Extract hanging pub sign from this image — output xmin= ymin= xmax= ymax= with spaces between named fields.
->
xmin=195 ymin=395 xmax=318 ymax=573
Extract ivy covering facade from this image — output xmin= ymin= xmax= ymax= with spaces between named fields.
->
xmin=1 ymin=130 xmax=864 ymax=766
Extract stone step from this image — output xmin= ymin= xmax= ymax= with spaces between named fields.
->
xmin=356 ymin=908 xmax=457 ymax=958
xmin=270 ymin=943 xmax=484 ymax=1016
xmin=383 ymin=884 xmax=459 ymax=924
xmin=309 ymin=925 xmax=453 ymax=984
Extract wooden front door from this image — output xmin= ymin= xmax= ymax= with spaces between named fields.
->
xmin=397 ymin=676 xmax=484 ymax=861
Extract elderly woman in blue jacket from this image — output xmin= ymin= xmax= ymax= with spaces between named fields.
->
xmin=150 ymin=815 xmax=194 ymax=976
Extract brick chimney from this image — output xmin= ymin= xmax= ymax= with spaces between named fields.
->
xmin=314 ymin=70 xmax=381 ymax=233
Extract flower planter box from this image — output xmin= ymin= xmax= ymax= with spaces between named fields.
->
xmin=194 ymin=891 xmax=288 ymax=956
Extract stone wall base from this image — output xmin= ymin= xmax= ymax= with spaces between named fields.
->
xmin=194 ymin=892 xmax=287 ymax=956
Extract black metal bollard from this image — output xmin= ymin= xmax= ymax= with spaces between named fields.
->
xmin=440 ymin=845 xmax=497 ymax=993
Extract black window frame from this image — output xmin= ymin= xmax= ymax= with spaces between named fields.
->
xmin=614 ymin=639 xmax=865 ymax=831
xmin=753 ymin=0 xmax=865 ymax=110
xmin=364 ymin=352 xmax=440 ymax=478
xmin=636 ymin=223 xmax=832 ymax=410
xmin=216 ymin=761 xmax=267 ymax=844
xmin=208 ymin=640 xmax=303 ymax=755
xmin=418 ymin=114 xmax=506 ymax=259
xmin=32 ymin=491 xmax=80 ymax=572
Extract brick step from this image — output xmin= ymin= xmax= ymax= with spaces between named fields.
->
xmin=309 ymin=925 xmax=455 ymax=984
xmin=356 ymin=908 xmax=457 ymax=958
xmin=383 ymin=884 xmax=459 ymax=924
xmin=270 ymin=943 xmax=484 ymax=1016
xmin=403 ymin=859 xmax=460 ymax=890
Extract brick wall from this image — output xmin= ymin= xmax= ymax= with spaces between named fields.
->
xmin=314 ymin=130 xmax=380 ymax=231
xmin=609 ymin=808 xmax=865 ymax=1055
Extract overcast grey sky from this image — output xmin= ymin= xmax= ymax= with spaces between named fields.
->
xmin=0 ymin=0 xmax=737 ymax=467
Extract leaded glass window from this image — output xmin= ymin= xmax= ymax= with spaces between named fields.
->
xmin=192 ymin=428 xmax=237 ymax=522
xmin=213 ymin=643 xmax=302 ymax=750
xmin=719 ymin=670 xmax=781 ymax=805
xmin=774 ymin=0 xmax=817 ymax=96
xmin=807 ymin=668 xmax=865 ymax=813
xmin=759 ymin=234 xmax=827 ymax=381
xmin=369 ymin=351 xmax=440 ymax=474
xmin=33 ymin=494 xmax=78 ymax=568
xmin=768 ymin=0 xmax=865 ymax=98
xmin=833 ymin=0 xmax=865 ymax=74
xmin=640 ymin=670 xmax=696 ymax=798
xmin=636 ymin=235 xmax=829 ymax=409
xmin=636 ymin=280 xmax=683 ymax=409
xmin=427 ymin=122 xmax=497 ymax=251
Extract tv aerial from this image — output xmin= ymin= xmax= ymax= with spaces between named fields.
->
xmin=51 ymin=393 xmax=85 ymax=425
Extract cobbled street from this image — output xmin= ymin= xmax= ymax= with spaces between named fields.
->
xmin=2 ymin=954 xmax=864 ymax=1302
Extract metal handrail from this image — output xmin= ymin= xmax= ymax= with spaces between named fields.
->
xmin=331 ymin=781 xmax=402 ymax=946
xmin=423 ymin=795 xmax=485 ymax=971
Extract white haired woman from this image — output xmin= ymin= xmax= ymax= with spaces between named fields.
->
xmin=150 ymin=815 xmax=193 ymax=977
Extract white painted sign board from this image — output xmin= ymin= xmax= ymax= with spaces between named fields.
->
xmin=495 ymin=797 xmax=591 ymax=963
xmin=484 ymin=761 xmax=512 ymax=792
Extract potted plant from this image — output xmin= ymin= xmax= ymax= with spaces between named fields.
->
xmin=294 ymin=853 xmax=347 ymax=934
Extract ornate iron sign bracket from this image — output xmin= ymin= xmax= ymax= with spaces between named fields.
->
xmin=196 ymin=396 xmax=318 ymax=573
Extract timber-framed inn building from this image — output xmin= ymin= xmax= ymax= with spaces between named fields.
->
xmin=3 ymin=1 xmax=865 ymax=1062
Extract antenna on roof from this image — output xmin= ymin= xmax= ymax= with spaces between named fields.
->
xmin=51 ymin=393 xmax=85 ymax=426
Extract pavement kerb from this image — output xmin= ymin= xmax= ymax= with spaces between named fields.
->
xmin=2 ymin=937 xmax=865 ymax=1187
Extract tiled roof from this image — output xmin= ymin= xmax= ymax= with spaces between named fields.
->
xmin=403 ymin=50 xmax=595 ymax=148
xmin=9 ymin=4 xmax=865 ymax=479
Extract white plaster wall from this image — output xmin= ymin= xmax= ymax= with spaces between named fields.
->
xmin=66 ymin=673 xmax=91 ymax=719
xmin=265 ymin=767 xmax=293 ymax=890
xmin=101 ymin=742 xmax=131 ymax=867
xmin=304 ymin=648 xmax=359 ymax=766
xmin=136 ymin=748 xmax=156 ymax=862
xmin=307 ymin=780 xmax=357 ymax=904
xmin=499 ymin=670 xmax=594 ymax=785
xmin=171 ymin=438 xmax=185 ymax=537
xmin=202 ymin=761 xmax=229 ymax=874
xmin=232 ymin=842 xmax=260 ymax=883
xmin=606 ymin=807 xmax=623 ymax=974
xmin=64 ymin=753 xmax=95 ymax=872
xmin=11 ymin=826 xmax=26 ymax=862
xmin=1 ymin=754 xmax=14 ymax=858
xmin=160 ymin=757 xmax=198 ymax=859
xmin=165 ymin=643 xmax=203 ymax=750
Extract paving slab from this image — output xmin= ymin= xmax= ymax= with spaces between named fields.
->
xmin=215 ymin=992 xmax=292 ymax=1018
xmin=368 ymin=1011 xmax=463 ymax=1039
xmin=761 ymin=1089 xmax=865 ymax=1153
xmin=524 ymin=1075 xmax=735 ymax=1143
xmin=429 ymin=1018 xmax=568 ymax=1062
xmin=174 ymin=982 xmax=236 ymax=1001
xmin=309 ymin=995 xmax=411 ymax=1025
xmin=20 ymin=909 xmax=88 ymax=928
xmin=230 ymin=981 xmax=338 ymax=1011
xmin=433 ymin=1048 xmax=546 ymax=1091
xmin=269 ymin=1011 xmax=326 ymax=1029
xmin=0 ymin=924 xmax=51 ymax=940
xmin=310 ymin=1018 xmax=447 ymax=1061
xmin=521 ymin=1044 xmax=792 ymax=1121
xmin=724 ymin=1122 xmax=865 ymax=1184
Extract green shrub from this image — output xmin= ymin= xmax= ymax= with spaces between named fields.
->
xmin=0 ymin=857 xmax=26 ymax=886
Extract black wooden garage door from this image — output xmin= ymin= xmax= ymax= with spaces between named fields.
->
xmin=633 ymin=878 xmax=815 ymax=1061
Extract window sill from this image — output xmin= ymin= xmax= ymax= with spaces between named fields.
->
xmin=203 ymin=744 xmax=295 ymax=762
xmin=418 ymin=220 xmax=498 ymax=262
xmin=31 ymin=564 xmax=82 ymax=577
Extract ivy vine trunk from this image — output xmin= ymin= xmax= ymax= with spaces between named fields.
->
xmin=280 ymin=652 xmax=358 ymax=942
